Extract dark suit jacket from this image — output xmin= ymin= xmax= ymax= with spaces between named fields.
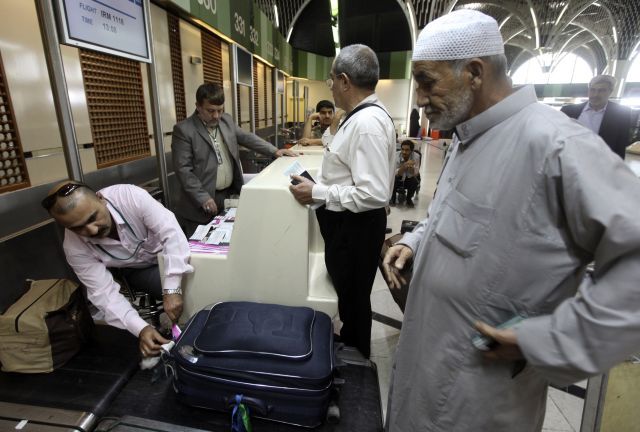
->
xmin=560 ymin=101 xmax=633 ymax=159
xmin=171 ymin=111 xmax=277 ymax=223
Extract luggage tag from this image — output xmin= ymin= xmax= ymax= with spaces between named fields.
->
xmin=146 ymin=326 xmax=183 ymax=382
xmin=171 ymin=324 xmax=182 ymax=340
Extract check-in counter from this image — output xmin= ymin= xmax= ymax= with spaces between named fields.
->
xmin=288 ymin=143 xmax=325 ymax=154
xmin=165 ymin=154 xmax=337 ymax=322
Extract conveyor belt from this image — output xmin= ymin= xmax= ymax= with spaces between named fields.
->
xmin=103 ymin=356 xmax=383 ymax=431
xmin=0 ymin=325 xmax=139 ymax=430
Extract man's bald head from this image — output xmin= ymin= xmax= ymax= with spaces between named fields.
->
xmin=43 ymin=182 xmax=112 ymax=238
xmin=43 ymin=182 xmax=96 ymax=215
xmin=52 ymin=188 xmax=97 ymax=216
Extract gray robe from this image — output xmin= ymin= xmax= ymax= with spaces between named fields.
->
xmin=171 ymin=111 xmax=277 ymax=224
xmin=386 ymin=85 xmax=640 ymax=431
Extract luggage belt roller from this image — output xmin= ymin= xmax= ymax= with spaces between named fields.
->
xmin=0 ymin=401 xmax=95 ymax=431
xmin=0 ymin=325 xmax=139 ymax=431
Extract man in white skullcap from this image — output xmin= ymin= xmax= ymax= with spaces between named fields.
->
xmin=383 ymin=9 xmax=640 ymax=431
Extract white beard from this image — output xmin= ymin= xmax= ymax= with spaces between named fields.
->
xmin=429 ymin=85 xmax=473 ymax=131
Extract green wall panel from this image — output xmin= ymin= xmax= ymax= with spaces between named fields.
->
xmin=173 ymin=1 xmax=408 ymax=78
xmin=389 ymin=51 xmax=411 ymax=79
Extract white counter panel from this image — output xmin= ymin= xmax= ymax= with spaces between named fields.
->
xmin=167 ymin=154 xmax=337 ymax=322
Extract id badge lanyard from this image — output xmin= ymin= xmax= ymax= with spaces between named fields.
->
xmin=208 ymin=127 xmax=223 ymax=164
xmin=95 ymin=199 xmax=144 ymax=260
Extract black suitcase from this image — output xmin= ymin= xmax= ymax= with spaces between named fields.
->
xmin=168 ymin=302 xmax=335 ymax=428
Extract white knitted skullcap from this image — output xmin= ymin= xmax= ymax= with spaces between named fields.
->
xmin=412 ymin=9 xmax=504 ymax=61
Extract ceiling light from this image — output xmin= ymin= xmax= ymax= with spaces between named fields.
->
xmin=273 ymin=4 xmax=279 ymax=28
xmin=499 ymin=15 xmax=511 ymax=30
xmin=330 ymin=0 xmax=339 ymax=55
xmin=530 ymin=7 xmax=540 ymax=49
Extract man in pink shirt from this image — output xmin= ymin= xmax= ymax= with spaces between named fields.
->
xmin=42 ymin=182 xmax=193 ymax=357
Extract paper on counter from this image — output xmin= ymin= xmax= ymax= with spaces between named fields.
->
xmin=205 ymin=226 xmax=233 ymax=245
xmin=189 ymin=223 xmax=213 ymax=241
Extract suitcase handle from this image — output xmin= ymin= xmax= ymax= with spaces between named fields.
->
xmin=225 ymin=395 xmax=271 ymax=416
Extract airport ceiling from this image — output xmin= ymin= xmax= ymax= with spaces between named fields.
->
xmin=256 ymin=0 xmax=640 ymax=73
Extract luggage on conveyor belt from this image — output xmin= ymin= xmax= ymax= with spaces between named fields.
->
xmin=166 ymin=301 xmax=335 ymax=428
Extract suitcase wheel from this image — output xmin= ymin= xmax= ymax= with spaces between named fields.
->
xmin=326 ymin=402 xmax=340 ymax=424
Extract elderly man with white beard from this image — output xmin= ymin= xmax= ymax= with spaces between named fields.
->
xmin=383 ymin=9 xmax=640 ymax=432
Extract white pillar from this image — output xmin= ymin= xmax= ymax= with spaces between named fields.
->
xmin=612 ymin=59 xmax=632 ymax=98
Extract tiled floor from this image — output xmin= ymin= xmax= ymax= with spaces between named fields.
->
xmin=369 ymin=139 xmax=585 ymax=431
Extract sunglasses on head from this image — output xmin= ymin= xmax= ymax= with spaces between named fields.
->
xmin=41 ymin=182 xmax=89 ymax=210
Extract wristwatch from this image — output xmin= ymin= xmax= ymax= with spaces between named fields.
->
xmin=163 ymin=288 xmax=183 ymax=296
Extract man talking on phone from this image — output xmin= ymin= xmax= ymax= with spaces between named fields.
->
xmin=298 ymin=100 xmax=335 ymax=147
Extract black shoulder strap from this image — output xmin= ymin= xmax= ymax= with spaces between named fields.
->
xmin=338 ymin=103 xmax=394 ymax=132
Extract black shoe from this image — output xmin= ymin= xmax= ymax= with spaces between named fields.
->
xmin=407 ymin=199 xmax=415 ymax=208
xmin=385 ymin=227 xmax=392 ymax=234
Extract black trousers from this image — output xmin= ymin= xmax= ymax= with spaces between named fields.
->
xmin=116 ymin=265 xmax=163 ymax=301
xmin=392 ymin=175 xmax=419 ymax=201
xmin=315 ymin=206 xmax=386 ymax=358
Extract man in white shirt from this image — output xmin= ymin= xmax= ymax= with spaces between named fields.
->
xmin=42 ymin=182 xmax=193 ymax=357
xmin=289 ymin=44 xmax=396 ymax=358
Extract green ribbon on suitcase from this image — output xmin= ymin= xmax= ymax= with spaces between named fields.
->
xmin=231 ymin=394 xmax=252 ymax=432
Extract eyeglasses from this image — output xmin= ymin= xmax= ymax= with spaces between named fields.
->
xmin=326 ymin=73 xmax=347 ymax=89
xmin=41 ymin=182 xmax=87 ymax=210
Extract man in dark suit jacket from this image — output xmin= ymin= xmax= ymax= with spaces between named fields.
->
xmin=561 ymin=74 xmax=634 ymax=160
xmin=172 ymin=83 xmax=296 ymax=235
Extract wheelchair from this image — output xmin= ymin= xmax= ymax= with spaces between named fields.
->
xmin=392 ymin=149 xmax=422 ymax=204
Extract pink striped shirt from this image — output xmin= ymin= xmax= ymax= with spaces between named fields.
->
xmin=63 ymin=184 xmax=193 ymax=337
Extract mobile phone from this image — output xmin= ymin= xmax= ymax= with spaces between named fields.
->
xmin=472 ymin=315 xmax=525 ymax=351
xmin=290 ymin=170 xmax=315 ymax=186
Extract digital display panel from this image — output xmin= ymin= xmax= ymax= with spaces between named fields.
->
xmin=57 ymin=0 xmax=150 ymax=63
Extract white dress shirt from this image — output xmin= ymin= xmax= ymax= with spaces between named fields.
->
xmin=577 ymin=102 xmax=607 ymax=134
xmin=312 ymin=94 xmax=396 ymax=212
xmin=63 ymin=184 xmax=193 ymax=337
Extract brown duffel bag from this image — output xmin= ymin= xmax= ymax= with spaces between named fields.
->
xmin=0 ymin=279 xmax=94 ymax=373
xmin=378 ymin=234 xmax=412 ymax=312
